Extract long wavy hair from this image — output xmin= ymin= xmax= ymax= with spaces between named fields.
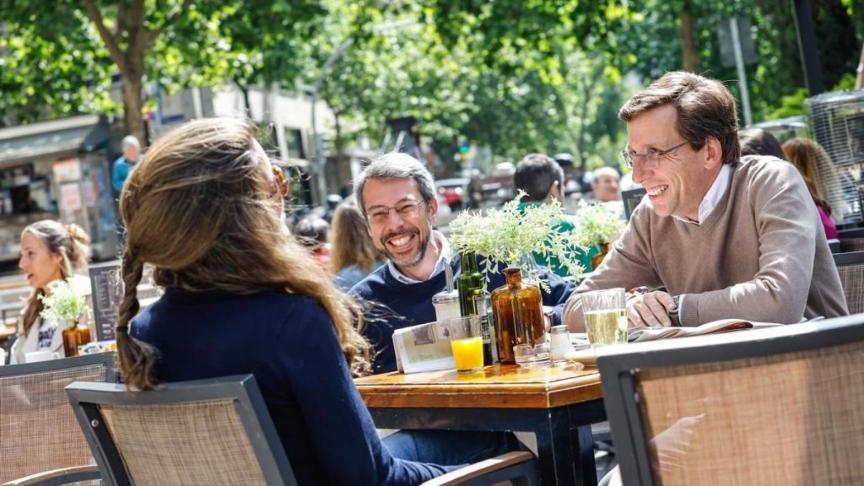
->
xmin=782 ymin=138 xmax=838 ymax=215
xmin=117 ymin=117 xmax=371 ymax=390
xmin=19 ymin=220 xmax=90 ymax=336
xmin=329 ymin=203 xmax=385 ymax=274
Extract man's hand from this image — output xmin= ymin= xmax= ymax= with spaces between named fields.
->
xmin=627 ymin=290 xmax=674 ymax=327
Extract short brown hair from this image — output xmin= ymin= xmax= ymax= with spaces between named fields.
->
xmin=619 ymin=72 xmax=740 ymax=166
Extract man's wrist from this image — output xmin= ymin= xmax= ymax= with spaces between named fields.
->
xmin=669 ymin=294 xmax=682 ymax=327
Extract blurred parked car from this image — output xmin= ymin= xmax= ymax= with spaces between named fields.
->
xmin=436 ymin=178 xmax=470 ymax=211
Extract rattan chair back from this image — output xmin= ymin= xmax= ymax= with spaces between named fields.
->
xmin=0 ymin=353 xmax=115 ymax=483
xmin=834 ymin=251 xmax=864 ymax=314
xmin=66 ymin=374 xmax=297 ymax=486
xmin=599 ymin=315 xmax=864 ymax=486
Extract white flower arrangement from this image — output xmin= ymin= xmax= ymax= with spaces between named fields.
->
xmin=39 ymin=278 xmax=86 ymax=328
xmin=572 ymin=201 xmax=626 ymax=248
xmin=449 ymin=191 xmax=586 ymax=286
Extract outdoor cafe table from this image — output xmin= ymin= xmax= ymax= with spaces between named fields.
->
xmin=354 ymin=362 xmax=605 ymax=486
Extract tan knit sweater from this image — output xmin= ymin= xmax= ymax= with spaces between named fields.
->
xmin=564 ymin=156 xmax=848 ymax=329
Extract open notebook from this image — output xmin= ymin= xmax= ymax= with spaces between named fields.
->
xmin=627 ymin=319 xmax=783 ymax=343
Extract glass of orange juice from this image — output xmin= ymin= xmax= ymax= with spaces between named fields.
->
xmin=442 ymin=316 xmax=484 ymax=373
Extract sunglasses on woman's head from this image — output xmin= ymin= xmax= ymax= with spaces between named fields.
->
xmin=272 ymin=165 xmax=290 ymax=198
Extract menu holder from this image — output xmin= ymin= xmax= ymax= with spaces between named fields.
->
xmin=392 ymin=321 xmax=455 ymax=374
xmin=89 ymin=262 xmax=123 ymax=342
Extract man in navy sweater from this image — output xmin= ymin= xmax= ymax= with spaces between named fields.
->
xmin=351 ymin=152 xmax=575 ymax=374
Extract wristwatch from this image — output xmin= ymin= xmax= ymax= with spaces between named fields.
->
xmin=668 ymin=295 xmax=681 ymax=327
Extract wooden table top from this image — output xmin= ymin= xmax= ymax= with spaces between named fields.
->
xmin=355 ymin=363 xmax=602 ymax=409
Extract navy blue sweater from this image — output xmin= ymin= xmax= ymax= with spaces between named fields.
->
xmin=131 ymin=288 xmax=447 ymax=485
xmin=351 ymin=255 xmax=575 ymax=373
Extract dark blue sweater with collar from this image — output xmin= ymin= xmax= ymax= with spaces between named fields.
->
xmin=131 ymin=288 xmax=447 ymax=486
xmin=351 ymin=255 xmax=575 ymax=374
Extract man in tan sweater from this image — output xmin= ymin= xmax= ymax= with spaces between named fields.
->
xmin=564 ymin=72 xmax=848 ymax=330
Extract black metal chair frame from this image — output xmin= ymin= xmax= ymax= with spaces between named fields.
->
xmin=833 ymin=250 xmax=864 ymax=266
xmin=66 ymin=374 xmax=299 ymax=486
xmin=1 ymin=353 xmax=116 ymax=485
xmin=598 ymin=313 xmax=864 ymax=486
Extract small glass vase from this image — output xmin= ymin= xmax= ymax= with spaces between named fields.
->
xmin=490 ymin=267 xmax=544 ymax=364
xmin=62 ymin=320 xmax=92 ymax=357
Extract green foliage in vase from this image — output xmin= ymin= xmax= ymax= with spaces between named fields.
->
xmin=449 ymin=191 xmax=587 ymax=288
xmin=38 ymin=279 xmax=86 ymax=327
xmin=573 ymin=202 xmax=626 ymax=249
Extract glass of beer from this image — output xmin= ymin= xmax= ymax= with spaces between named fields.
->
xmin=581 ymin=288 xmax=628 ymax=346
xmin=442 ymin=316 xmax=485 ymax=372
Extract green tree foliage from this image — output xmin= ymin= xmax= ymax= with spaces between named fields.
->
xmin=0 ymin=0 xmax=323 ymax=139
xmin=301 ymin=0 xmax=631 ymax=173
xmin=618 ymin=0 xmax=860 ymax=124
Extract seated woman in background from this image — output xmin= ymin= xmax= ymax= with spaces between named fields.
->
xmin=118 ymin=118 xmax=511 ymax=485
xmin=329 ymin=202 xmax=385 ymax=290
xmin=11 ymin=220 xmax=90 ymax=364
xmin=783 ymin=137 xmax=844 ymax=230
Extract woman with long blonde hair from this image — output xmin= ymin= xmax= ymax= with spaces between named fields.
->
xmin=329 ymin=202 xmax=385 ymax=289
xmin=782 ymin=138 xmax=841 ymax=239
xmin=118 ymin=117 xmax=457 ymax=485
xmin=11 ymin=220 xmax=90 ymax=363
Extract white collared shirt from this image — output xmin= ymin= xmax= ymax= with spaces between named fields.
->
xmin=670 ymin=164 xmax=731 ymax=322
xmin=674 ymin=164 xmax=732 ymax=225
xmin=386 ymin=230 xmax=452 ymax=284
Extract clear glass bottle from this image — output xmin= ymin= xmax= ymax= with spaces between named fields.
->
xmin=490 ymin=267 xmax=544 ymax=364
xmin=472 ymin=290 xmax=497 ymax=365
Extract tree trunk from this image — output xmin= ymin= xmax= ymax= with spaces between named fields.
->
xmin=575 ymin=63 xmax=602 ymax=174
xmin=679 ymin=0 xmax=700 ymax=72
xmin=121 ymin=69 xmax=146 ymax=143
xmin=857 ymin=40 xmax=864 ymax=90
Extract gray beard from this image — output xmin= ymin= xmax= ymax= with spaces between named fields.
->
xmin=388 ymin=230 xmax=431 ymax=269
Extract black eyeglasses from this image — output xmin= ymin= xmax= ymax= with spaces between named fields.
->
xmin=366 ymin=200 xmax=426 ymax=225
xmin=620 ymin=141 xmax=689 ymax=169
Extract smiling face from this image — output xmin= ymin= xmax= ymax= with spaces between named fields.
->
xmin=19 ymin=232 xmax=63 ymax=290
xmin=628 ymin=105 xmax=721 ymax=220
xmin=362 ymin=177 xmax=439 ymax=272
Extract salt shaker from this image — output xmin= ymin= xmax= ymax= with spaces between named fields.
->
xmin=550 ymin=325 xmax=573 ymax=363
xmin=432 ymin=290 xmax=461 ymax=322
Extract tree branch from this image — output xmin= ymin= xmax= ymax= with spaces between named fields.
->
xmin=149 ymin=0 xmax=193 ymax=42
xmin=82 ymin=0 xmax=126 ymax=72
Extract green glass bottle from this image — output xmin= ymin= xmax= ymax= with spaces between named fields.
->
xmin=457 ymin=251 xmax=483 ymax=316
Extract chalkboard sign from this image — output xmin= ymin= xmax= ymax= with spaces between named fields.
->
xmin=89 ymin=262 xmax=122 ymax=341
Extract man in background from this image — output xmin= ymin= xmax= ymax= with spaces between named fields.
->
xmin=591 ymin=167 xmax=622 ymax=203
xmin=513 ymin=153 xmax=593 ymax=276
xmin=112 ymin=135 xmax=140 ymax=194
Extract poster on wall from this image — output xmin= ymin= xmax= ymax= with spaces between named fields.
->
xmin=60 ymin=183 xmax=82 ymax=211
xmin=53 ymin=157 xmax=82 ymax=183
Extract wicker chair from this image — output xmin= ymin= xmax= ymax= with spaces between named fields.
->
xmin=838 ymin=228 xmax=864 ymax=253
xmin=66 ymin=374 xmax=538 ymax=486
xmin=598 ymin=314 xmax=864 ymax=486
xmin=834 ymin=251 xmax=864 ymax=314
xmin=0 ymin=353 xmax=116 ymax=486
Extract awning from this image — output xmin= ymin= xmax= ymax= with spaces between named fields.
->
xmin=0 ymin=115 xmax=111 ymax=166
